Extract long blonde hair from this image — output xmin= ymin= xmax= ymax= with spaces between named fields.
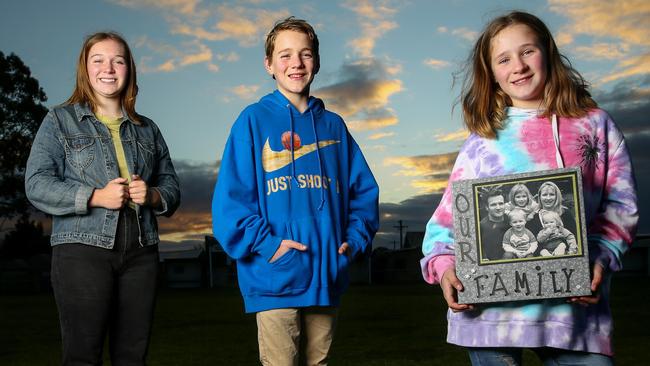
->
xmin=65 ymin=31 xmax=140 ymax=122
xmin=458 ymin=11 xmax=596 ymax=138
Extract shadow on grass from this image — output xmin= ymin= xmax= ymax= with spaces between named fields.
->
xmin=1 ymin=278 xmax=648 ymax=365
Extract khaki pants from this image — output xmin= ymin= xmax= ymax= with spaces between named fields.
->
xmin=256 ymin=307 xmax=338 ymax=366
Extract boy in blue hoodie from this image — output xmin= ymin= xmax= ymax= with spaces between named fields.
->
xmin=212 ymin=17 xmax=379 ymax=365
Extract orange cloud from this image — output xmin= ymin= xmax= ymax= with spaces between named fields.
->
xmin=549 ymin=0 xmax=650 ymax=46
xmin=549 ymin=0 xmax=650 ymax=83
xmin=158 ymin=211 xmax=212 ymax=242
xmin=347 ymin=115 xmax=398 ymax=131
xmin=383 ymin=153 xmax=458 ymax=193
xmin=343 ymin=0 xmax=399 ymax=57
xmin=111 ymin=0 xmax=206 ymax=17
xmin=435 ymin=129 xmax=468 ymax=142
xmin=315 ymin=58 xmax=403 ymax=132
xmin=424 ymin=58 xmax=451 ymax=69
xmin=179 ymin=44 xmax=212 ymax=66
xmin=367 ymin=132 xmax=395 ymax=140
xmin=229 ymin=84 xmax=261 ymax=101
xmin=136 ymin=37 xmax=219 ymax=73
xmin=170 ymin=6 xmax=290 ymax=47
xmin=437 ymin=26 xmax=478 ymax=42
xmin=572 ymin=43 xmax=630 ymax=60
xmin=601 ymin=54 xmax=650 ymax=83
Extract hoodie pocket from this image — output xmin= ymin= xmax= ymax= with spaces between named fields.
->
xmin=266 ymin=243 xmax=312 ymax=294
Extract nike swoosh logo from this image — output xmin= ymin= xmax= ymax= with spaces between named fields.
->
xmin=262 ymin=138 xmax=340 ymax=173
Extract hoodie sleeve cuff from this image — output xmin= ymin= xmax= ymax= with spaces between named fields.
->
xmin=589 ymin=243 xmax=619 ymax=272
xmin=345 ymin=240 xmax=364 ymax=259
xmin=420 ymin=254 xmax=455 ymax=284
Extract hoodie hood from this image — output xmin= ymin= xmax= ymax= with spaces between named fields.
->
xmin=260 ymin=90 xmax=325 ymax=116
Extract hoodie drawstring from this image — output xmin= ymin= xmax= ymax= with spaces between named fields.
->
xmin=286 ymin=104 xmax=326 ymax=211
xmin=551 ymin=114 xmax=565 ymax=168
xmin=310 ymin=110 xmax=325 ymax=210
xmin=288 ymin=105 xmax=299 ymax=184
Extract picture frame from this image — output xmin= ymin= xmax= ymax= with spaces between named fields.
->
xmin=451 ymin=167 xmax=591 ymax=304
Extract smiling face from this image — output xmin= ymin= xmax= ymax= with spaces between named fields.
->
xmin=490 ymin=24 xmax=547 ymax=109
xmin=542 ymin=215 xmax=559 ymax=230
xmin=486 ymin=195 xmax=506 ymax=221
xmin=509 ymin=213 xmax=526 ymax=232
xmin=514 ymin=192 xmax=529 ymax=207
xmin=264 ymin=30 xmax=317 ymax=108
xmin=86 ymin=39 xmax=127 ymax=104
xmin=539 ymin=186 xmax=557 ymax=209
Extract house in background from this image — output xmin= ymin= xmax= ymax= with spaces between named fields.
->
xmin=205 ymin=235 xmax=237 ymax=287
xmin=158 ymin=241 xmax=206 ymax=288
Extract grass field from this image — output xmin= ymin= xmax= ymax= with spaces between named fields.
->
xmin=1 ymin=277 xmax=649 ymax=365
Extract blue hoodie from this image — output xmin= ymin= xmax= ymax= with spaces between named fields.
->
xmin=212 ymin=90 xmax=379 ymax=313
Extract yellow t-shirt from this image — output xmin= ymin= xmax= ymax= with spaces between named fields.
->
xmin=96 ymin=114 xmax=130 ymax=181
xmin=96 ymin=114 xmax=136 ymax=209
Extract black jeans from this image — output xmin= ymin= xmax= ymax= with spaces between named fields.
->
xmin=51 ymin=208 xmax=159 ymax=366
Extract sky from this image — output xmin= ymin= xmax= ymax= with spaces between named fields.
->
xmin=1 ymin=0 xmax=648 ymax=249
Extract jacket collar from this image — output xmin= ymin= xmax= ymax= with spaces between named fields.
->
xmin=73 ymin=103 xmax=141 ymax=125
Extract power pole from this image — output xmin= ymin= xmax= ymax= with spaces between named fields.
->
xmin=393 ymin=220 xmax=408 ymax=249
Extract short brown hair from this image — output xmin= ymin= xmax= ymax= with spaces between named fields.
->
xmin=65 ymin=31 xmax=140 ymax=122
xmin=265 ymin=16 xmax=319 ymax=70
xmin=458 ymin=11 xmax=596 ymax=138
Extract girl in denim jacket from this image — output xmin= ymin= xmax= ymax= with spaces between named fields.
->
xmin=25 ymin=32 xmax=180 ymax=365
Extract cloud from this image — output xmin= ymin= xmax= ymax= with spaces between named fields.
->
xmin=135 ymin=37 xmax=220 ymax=73
xmin=593 ymin=75 xmax=650 ymax=133
xmin=375 ymin=193 xmax=442 ymax=249
xmin=170 ymin=6 xmax=290 ymax=47
xmin=229 ymin=84 xmax=261 ymax=101
xmin=437 ymin=26 xmax=478 ymax=42
xmin=368 ymin=132 xmax=395 ymax=140
xmin=435 ymin=129 xmax=468 ymax=142
xmin=451 ymin=27 xmax=478 ymax=42
xmin=549 ymin=0 xmax=650 ymax=47
xmin=347 ymin=114 xmax=399 ymax=132
xmin=343 ymin=0 xmax=398 ymax=58
xmin=113 ymin=1 xmax=289 ymax=71
xmin=600 ymin=53 xmax=650 ymax=84
xmin=383 ymin=152 xmax=457 ymax=193
xmin=179 ymin=43 xmax=212 ymax=66
xmin=572 ymin=43 xmax=630 ymax=61
xmin=111 ymin=0 xmax=207 ymax=18
xmin=423 ymin=58 xmax=451 ymax=69
xmin=216 ymin=51 xmax=240 ymax=62
xmin=315 ymin=58 xmax=403 ymax=131
xmin=549 ymin=0 xmax=650 ymax=83
xmin=157 ymin=160 xmax=219 ymax=241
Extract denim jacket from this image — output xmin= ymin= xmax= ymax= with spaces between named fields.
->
xmin=25 ymin=103 xmax=180 ymax=248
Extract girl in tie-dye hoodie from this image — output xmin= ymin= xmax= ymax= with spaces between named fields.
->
xmin=421 ymin=11 xmax=638 ymax=365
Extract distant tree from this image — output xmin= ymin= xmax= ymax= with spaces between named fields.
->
xmin=0 ymin=216 xmax=50 ymax=259
xmin=0 ymin=51 xmax=48 ymax=231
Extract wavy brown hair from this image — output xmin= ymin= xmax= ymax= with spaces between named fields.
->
xmin=265 ymin=16 xmax=320 ymax=74
xmin=458 ymin=11 xmax=596 ymax=138
xmin=65 ymin=31 xmax=140 ymax=122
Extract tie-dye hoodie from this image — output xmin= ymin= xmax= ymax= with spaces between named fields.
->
xmin=421 ymin=107 xmax=638 ymax=355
